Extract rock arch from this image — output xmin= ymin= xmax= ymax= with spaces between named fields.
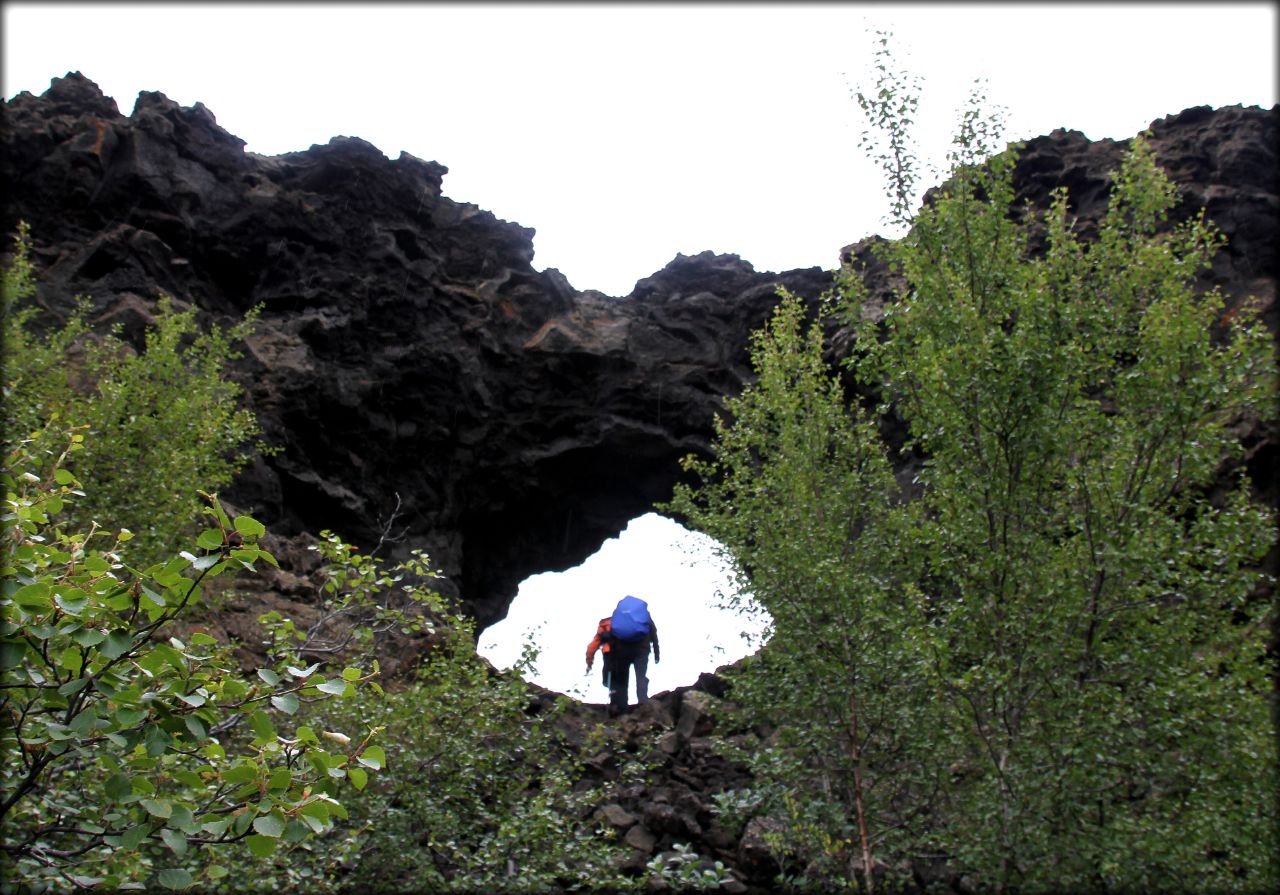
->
xmin=3 ymin=75 xmax=1274 ymax=630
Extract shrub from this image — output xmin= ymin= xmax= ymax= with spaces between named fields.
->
xmin=0 ymin=426 xmax=386 ymax=891
xmin=2 ymin=223 xmax=266 ymax=566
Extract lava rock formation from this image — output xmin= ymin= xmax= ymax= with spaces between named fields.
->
xmin=2 ymin=73 xmax=1275 ymax=633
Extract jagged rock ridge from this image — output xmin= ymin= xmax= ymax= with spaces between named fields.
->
xmin=2 ymin=73 xmax=1276 ymax=634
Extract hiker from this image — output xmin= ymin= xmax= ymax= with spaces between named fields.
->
xmin=585 ymin=615 xmax=616 ymax=692
xmin=587 ymin=595 xmax=659 ymax=716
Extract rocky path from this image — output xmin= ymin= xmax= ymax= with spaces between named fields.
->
xmin=539 ymin=678 xmax=775 ymax=893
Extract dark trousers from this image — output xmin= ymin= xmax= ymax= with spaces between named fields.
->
xmin=608 ymin=639 xmax=650 ymax=714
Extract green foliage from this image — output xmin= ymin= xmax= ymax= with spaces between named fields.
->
xmin=708 ymin=787 xmax=764 ymax=840
xmin=1 ymin=427 xmax=387 ymax=892
xmin=667 ymin=291 xmax=942 ymax=890
xmin=2 ymin=223 xmax=266 ymax=565
xmin=670 ymin=49 xmax=1278 ymax=893
xmin=296 ymin=530 xmax=443 ymax=657
xmin=707 ymin=743 xmax=864 ymax=893
xmin=646 ymin=842 xmax=734 ymax=890
xmin=852 ymin=71 xmax=1277 ymax=892
xmin=286 ymin=619 xmax=638 ymax=894
xmin=854 ymin=29 xmax=925 ymax=229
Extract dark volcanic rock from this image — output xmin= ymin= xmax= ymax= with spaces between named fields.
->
xmin=3 ymin=73 xmax=1276 ymax=632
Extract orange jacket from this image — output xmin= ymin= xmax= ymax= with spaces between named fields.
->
xmin=585 ymin=617 xmax=612 ymax=669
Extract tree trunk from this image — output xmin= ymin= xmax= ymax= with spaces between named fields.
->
xmin=848 ymin=690 xmax=875 ymax=895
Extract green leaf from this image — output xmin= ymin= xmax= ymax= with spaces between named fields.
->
xmin=184 ymin=715 xmax=207 ymax=741
xmin=12 ymin=582 xmax=51 ymax=610
xmin=141 ymin=798 xmax=172 ymax=819
xmin=69 ymin=707 xmax=99 ymax=737
xmin=357 ymin=745 xmax=386 ymax=771
xmin=57 ymin=645 xmax=83 ymax=672
xmin=169 ymin=804 xmax=197 ymax=834
xmin=252 ymin=812 xmax=285 ymax=838
xmin=115 ymin=706 xmax=146 ymax=727
xmin=57 ymin=677 xmax=88 ymax=696
xmin=347 ymin=766 xmax=368 ymax=790
xmin=201 ymin=818 xmax=231 ymax=837
xmin=121 ymin=823 xmax=151 ymax=849
xmin=257 ymin=667 xmax=280 ymax=686
xmin=340 ymin=665 xmax=363 ymax=682
xmin=100 ymin=629 xmax=134 ymax=659
xmin=156 ymin=867 xmax=193 ymax=890
xmin=299 ymin=799 xmax=331 ymax=822
xmin=196 ymin=528 xmax=224 ymax=550
xmin=83 ymin=555 xmax=110 ymax=575
xmin=54 ymin=592 xmax=88 ymax=615
xmin=270 ymin=692 xmax=299 ymax=715
xmin=104 ymin=589 xmax=133 ymax=611
xmin=234 ymin=515 xmax=266 ymax=538
xmin=245 ymin=834 xmax=277 ymax=858
xmin=0 ymin=639 xmax=27 ymax=669
xmin=223 ymin=762 xmax=258 ymax=785
xmin=71 ymin=628 xmax=106 ymax=648
xmin=249 ymin=710 xmax=276 ymax=743
xmin=173 ymin=770 xmax=203 ymax=790
xmin=316 ymin=678 xmax=348 ymax=696
xmin=104 ymin=773 xmax=132 ymax=801
xmin=267 ymin=766 xmax=293 ymax=791
xmin=144 ymin=724 xmax=170 ymax=756
xmin=160 ymin=828 xmax=187 ymax=855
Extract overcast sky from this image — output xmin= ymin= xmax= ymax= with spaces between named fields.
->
xmin=4 ymin=2 xmax=1276 ymax=699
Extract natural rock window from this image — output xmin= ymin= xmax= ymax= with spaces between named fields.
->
xmin=478 ymin=513 xmax=770 ymax=701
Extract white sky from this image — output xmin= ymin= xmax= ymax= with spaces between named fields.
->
xmin=4 ymin=2 xmax=1276 ymax=699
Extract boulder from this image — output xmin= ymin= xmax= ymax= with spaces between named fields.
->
xmin=625 ymin=824 xmax=659 ymax=853
xmin=598 ymin=803 xmax=639 ymax=830
xmin=676 ymin=690 xmax=717 ymax=740
xmin=737 ymin=815 xmax=788 ymax=881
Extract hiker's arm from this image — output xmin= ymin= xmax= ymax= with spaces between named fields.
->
xmin=651 ymin=621 xmax=660 ymax=663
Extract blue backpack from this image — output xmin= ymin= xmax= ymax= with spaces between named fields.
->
xmin=610 ymin=595 xmax=651 ymax=642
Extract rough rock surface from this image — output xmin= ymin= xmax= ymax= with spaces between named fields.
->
xmin=535 ymin=676 xmax=768 ymax=890
xmin=3 ymin=73 xmax=1276 ymax=636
